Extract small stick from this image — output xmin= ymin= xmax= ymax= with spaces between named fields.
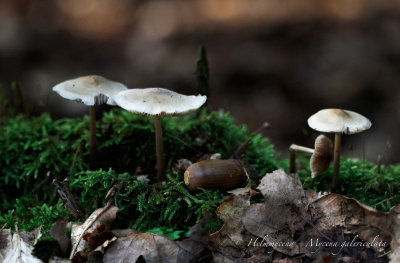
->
xmin=89 ymin=105 xmax=97 ymax=160
xmin=289 ymin=144 xmax=314 ymax=174
xmin=13 ymin=81 xmax=29 ymax=118
xmin=70 ymin=142 xmax=82 ymax=174
xmin=377 ymin=138 xmax=391 ymax=174
xmin=234 ymin=122 xmax=270 ymax=157
xmin=49 ymin=172 xmax=85 ymax=220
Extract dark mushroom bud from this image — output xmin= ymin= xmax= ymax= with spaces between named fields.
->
xmin=184 ymin=159 xmax=246 ymax=191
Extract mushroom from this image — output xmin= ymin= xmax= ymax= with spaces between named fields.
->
xmin=307 ymin=109 xmax=371 ymax=190
xmin=310 ymin=135 xmax=333 ymax=178
xmin=52 ymin=75 xmax=127 ymax=158
xmin=114 ymin=87 xmax=207 ymax=180
xmin=289 ymin=135 xmax=333 ymax=177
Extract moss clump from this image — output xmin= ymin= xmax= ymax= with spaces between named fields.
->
xmin=280 ymin=156 xmax=400 ymax=211
xmin=0 ymin=108 xmax=277 ymax=234
xmin=1 ymin=108 xmax=399 ymax=237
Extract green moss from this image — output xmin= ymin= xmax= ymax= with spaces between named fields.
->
xmin=0 ymin=108 xmax=399 ymax=238
xmin=0 ymin=109 xmax=277 ymax=234
xmin=280 ymin=155 xmax=400 ymax=211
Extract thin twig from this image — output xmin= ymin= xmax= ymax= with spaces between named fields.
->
xmin=234 ymin=122 xmax=270 ymax=157
xmin=49 ymin=172 xmax=85 ymax=220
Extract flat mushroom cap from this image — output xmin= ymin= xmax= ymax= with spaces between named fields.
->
xmin=114 ymin=88 xmax=207 ymax=116
xmin=307 ymin=109 xmax=371 ymax=135
xmin=52 ymin=75 xmax=128 ymax=106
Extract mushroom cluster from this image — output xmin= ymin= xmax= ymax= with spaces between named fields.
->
xmin=307 ymin=109 xmax=371 ymax=190
xmin=53 ymin=77 xmax=206 ymax=180
xmin=52 ymin=75 xmax=372 ymax=193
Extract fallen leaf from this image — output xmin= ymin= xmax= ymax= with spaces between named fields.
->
xmin=0 ymin=227 xmax=43 ymax=263
xmin=311 ymin=193 xmax=394 ymax=249
xmin=112 ymin=229 xmax=139 ymax=237
xmin=104 ymin=214 xmax=209 ymax=263
xmin=227 ymin=185 xmax=260 ymax=197
xmin=211 ymin=195 xmax=251 ymax=247
xmin=50 ymin=217 xmax=70 ymax=257
xmin=70 ymin=201 xmax=119 ymax=259
xmin=209 ymin=195 xmax=270 ymax=262
xmin=49 ymin=256 xmax=71 ymax=263
xmin=83 ymin=224 xmax=115 ymax=251
xmin=243 ymin=169 xmax=311 ymax=256
xmin=211 ymin=169 xmax=396 ymax=261
xmin=86 ymin=236 xmax=117 ymax=263
xmin=103 ymin=232 xmax=196 ymax=263
xmin=52 ymin=176 xmax=85 ymax=221
xmin=19 ymin=226 xmax=42 ymax=246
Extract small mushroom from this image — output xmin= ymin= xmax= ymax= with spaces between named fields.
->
xmin=289 ymin=135 xmax=333 ymax=177
xmin=114 ymin=87 xmax=206 ymax=180
xmin=52 ymin=75 xmax=127 ymax=158
xmin=310 ymin=135 xmax=333 ymax=178
xmin=307 ymin=108 xmax=371 ymax=190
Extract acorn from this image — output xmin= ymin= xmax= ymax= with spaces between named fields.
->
xmin=184 ymin=159 xmax=246 ymax=191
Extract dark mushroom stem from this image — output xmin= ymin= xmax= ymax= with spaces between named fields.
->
xmin=331 ymin=132 xmax=342 ymax=191
xmin=154 ymin=115 xmax=165 ymax=181
xmin=289 ymin=144 xmax=314 ymax=173
xmin=89 ymin=105 xmax=97 ymax=159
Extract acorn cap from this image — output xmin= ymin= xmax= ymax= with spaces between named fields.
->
xmin=52 ymin=75 xmax=128 ymax=106
xmin=307 ymin=109 xmax=371 ymax=135
xmin=114 ymin=88 xmax=207 ymax=116
xmin=310 ymin=135 xmax=333 ymax=178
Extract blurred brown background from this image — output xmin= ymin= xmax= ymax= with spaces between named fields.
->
xmin=0 ymin=0 xmax=399 ymax=163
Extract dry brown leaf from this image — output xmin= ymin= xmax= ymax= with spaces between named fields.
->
xmin=227 ymin=185 xmax=252 ymax=196
xmin=209 ymin=195 xmax=271 ymax=263
xmin=390 ymin=244 xmax=400 ymax=263
xmin=211 ymin=169 xmax=397 ymax=262
xmin=52 ymin=176 xmax=85 ymax=220
xmin=111 ymin=229 xmax=139 ymax=238
xmin=243 ymin=169 xmax=311 ymax=256
xmin=50 ymin=217 xmax=70 ymax=257
xmin=211 ymin=195 xmax=251 ymax=247
xmin=103 ymin=215 xmax=209 ymax=263
xmin=49 ymin=256 xmax=71 ymax=263
xmin=0 ymin=227 xmax=42 ymax=263
xmin=311 ymin=193 xmax=394 ymax=248
xmin=103 ymin=232 xmax=200 ymax=263
xmin=83 ymin=224 xmax=115 ymax=252
xmin=70 ymin=201 xmax=119 ymax=259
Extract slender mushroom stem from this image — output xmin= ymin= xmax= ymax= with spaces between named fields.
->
xmin=154 ymin=115 xmax=165 ymax=181
xmin=89 ymin=105 xmax=96 ymax=159
xmin=289 ymin=144 xmax=314 ymax=173
xmin=331 ymin=132 xmax=342 ymax=191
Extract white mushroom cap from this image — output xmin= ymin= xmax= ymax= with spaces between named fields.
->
xmin=308 ymin=109 xmax=371 ymax=134
xmin=114 ymin=88 xmax=207 ymax=116
xmin=52 ymin=75 xmax=128 ymax=106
